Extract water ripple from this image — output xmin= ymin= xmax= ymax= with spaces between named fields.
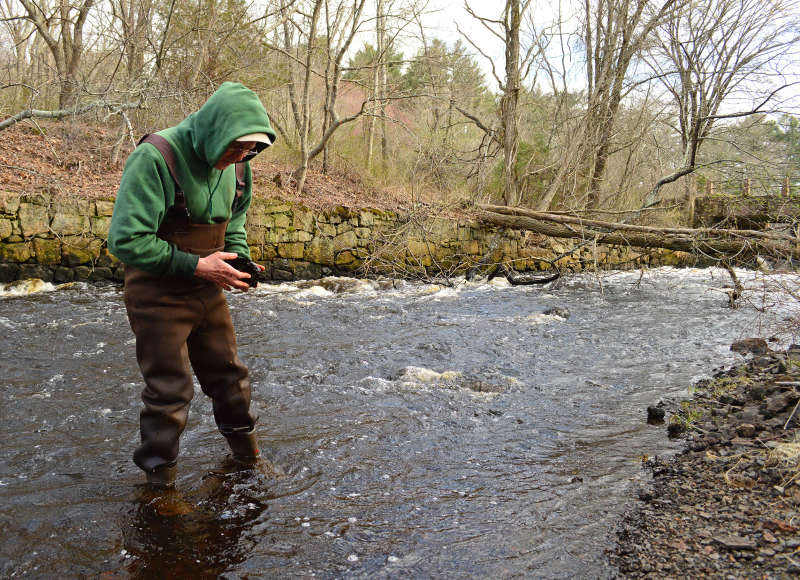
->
xmin=0 ymin=268 xmax=793 ymax=578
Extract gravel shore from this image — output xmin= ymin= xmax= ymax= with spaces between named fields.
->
xmin=611 ymin=343 xmax=800 ymax=578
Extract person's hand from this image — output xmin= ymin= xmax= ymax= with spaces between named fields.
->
xmin=195 ymin=251 xmax=252 ymax=291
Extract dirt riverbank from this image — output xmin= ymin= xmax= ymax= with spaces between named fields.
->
xmin=611 ymin=343 xmax=800 ymax=578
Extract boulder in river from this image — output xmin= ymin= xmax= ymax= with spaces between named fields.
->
xmin=543 ymin=306 xmax=570 ymax=319
xmin=647 ymin=406 xmax=666 ymax=423
xmin=730 ymin=338 xmax=769 ymax=356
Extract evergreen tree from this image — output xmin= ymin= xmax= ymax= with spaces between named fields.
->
xmin=772 ymin=115 xmax=800 ymax=176
xmin=344 ymin=42 xmax=403 ymax=88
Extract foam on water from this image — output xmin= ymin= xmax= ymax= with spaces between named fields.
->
xmin=255 ymin=282 xmax=300 ymax=293
xmin=0 ymin=317 xmax=17 ymax=329
xmin=397 ymin=365 xmax=462 ymax=385
xmin=524 ymin=312 xmax=568 ymax=324
xmin=488 ymin=277 xmax=511 ymax=288
xmin=71 ymin=342 xmax=106 ymax=358
xmin=296 ymin=276 xmax=378 ymax=294
xmin=0 ymin=278 xmax=58 ymax=297
xmin=295 ymin=285 xmax=334 ymax=299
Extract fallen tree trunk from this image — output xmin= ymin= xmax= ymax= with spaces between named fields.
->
xmin=477 ymin=207 xmax=800 ymax=262
xmin=477 ymin=204 xmax=795 ymax=243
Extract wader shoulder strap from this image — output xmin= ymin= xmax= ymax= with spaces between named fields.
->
xmin=137 ymin=133 xmax=248 ymax=212
xmin=233 ymin=162 xmax=246 ymax=212
xmin=137 ymin=133 xmax=187 ymax=211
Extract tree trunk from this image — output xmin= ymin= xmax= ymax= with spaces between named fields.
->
xmin=19 ymin=0 xmax=95 ymax=109
xmin=295 ymin=0 xmax=323 ymax=194
xmin=478 ymin=208 xmax=800 ymax=261
xmin=128 ymin=0 xmax=153 ymax=80
xmin=189 ymin=0 xmax=217 ymax=86
xmin=366 ymin=35 xmax=378 ymax=171
xmin=501 ymin=0 xmax=521 ymax=206
xmin=377 ymin=0 xmax=388 ymax=167
xmin=545 ymin=0 xmax=676 ymax=210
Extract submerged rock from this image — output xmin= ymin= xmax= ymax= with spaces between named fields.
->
xmin=295 ymin=276 xmax=376 ymax=294
xmin=395 ymin=366 xmax=461 ymax=385
xmin=463 ymin=380 xmax=506 ymax=394
xmin=730 ymin=338 xmax=769 ymax=356
xmin=0 ymin=277 xmax=56 ymax=297
xmin=542 ymin=306 xmax=570 ymax=319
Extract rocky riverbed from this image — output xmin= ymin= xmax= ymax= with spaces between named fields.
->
xmin=611 ymin=342 xmax=800 ymax=578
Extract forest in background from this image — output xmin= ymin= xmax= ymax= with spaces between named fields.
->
xmin=1 ymin=0 xmax=800 ymax=223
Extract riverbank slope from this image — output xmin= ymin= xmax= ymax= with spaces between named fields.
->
xmin=611 ymin=345 xmax=800 ymax=577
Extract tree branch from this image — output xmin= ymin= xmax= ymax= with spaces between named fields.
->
xmin=0 ymin=101 xmax=144 ymax=131
xmin=452 ymin=102 xmax=498 ymax=144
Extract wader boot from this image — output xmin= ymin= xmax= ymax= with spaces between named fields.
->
xmin=124 ymin=220 xmax=257 ymax=484
xmin=221 ymin=426 xmax=261 ymax=465
xmin=139 ymin=462 xmax=194 ymax=516
xmin=146 ymin=462 xmax=177 ymax=488
xmin=218 ymin=428 xmax=285 ymax=478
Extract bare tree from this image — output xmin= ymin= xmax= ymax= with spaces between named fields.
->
xmin=17 ymin=0 xmax=96 ymax=108
xmin=643 ymin=0 xmax=800 ymax=207
xmin=536 ymin=0 xmax=680 ymax=211
xmin=109 ymin=0 xmax=152 ymax=82
xmin=277 ymin=0 xmax=369 ymax=193
xmin=0 ymin=0 xmax=37 ymax=107
xmin=365 ymin=1 xmax=380 ymax=171
xmin=582 ymin=0 xmax=679 ymax=208
xmin=499 ymin=0 xmax=521 ymax=206
xmin=461 ymin=0 xmax=535 ymax=206
xmin=281 ymin=0 xmax=322 ymax=193
xmin=377 ymin=0 xmax=389 ymax=166
xmin=366 ymin=0 xmax=389 ymax=171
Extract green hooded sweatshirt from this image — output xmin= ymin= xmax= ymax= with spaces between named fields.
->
xmin=108 ymin=82 xmax=276 ymax=277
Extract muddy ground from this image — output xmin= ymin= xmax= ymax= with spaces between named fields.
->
xmin=611 ymin=341 xmax=800 ymax=578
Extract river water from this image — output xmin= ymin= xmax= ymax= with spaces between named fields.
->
xmin=0 ymin=267 xmax=795 ymax=578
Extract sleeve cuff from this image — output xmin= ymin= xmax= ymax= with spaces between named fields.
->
xmin=173 ymin=251 xmax=200 ymax=278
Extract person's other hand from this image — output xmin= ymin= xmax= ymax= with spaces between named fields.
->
xmin=195 ymin=251 xmax=252 ymax=291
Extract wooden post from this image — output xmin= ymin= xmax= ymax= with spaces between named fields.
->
xmin=742 ymin=178 xmax=751 ymax=197
xmin=782 ymin=176 xmax=790 ymax=197
xmin=706 ymin=181 xmax=714 ymax=195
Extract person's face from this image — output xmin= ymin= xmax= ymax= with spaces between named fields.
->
xmin=214 ymin=141 xmax=257 ymax=170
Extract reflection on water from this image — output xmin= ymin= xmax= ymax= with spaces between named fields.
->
xmin=0 ymin=268 xmax=793 ymax=578
xmin=120 ymin=462 xmax=289 ymax=579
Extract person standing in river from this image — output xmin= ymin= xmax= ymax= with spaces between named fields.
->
xmin=108 ymin=82 xmax=277 ymax=488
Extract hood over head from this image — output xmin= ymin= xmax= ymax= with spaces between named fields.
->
xmin=189 ymin=82 xmax=277 ymax=166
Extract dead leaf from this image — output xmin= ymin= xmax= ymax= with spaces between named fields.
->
xmin=667 ymin=539 xmax=688 ymax=551
xmin=763 ymin=518 xmax=798 ymax=533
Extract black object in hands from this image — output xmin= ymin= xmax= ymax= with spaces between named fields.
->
xmin=224 ymin=257 xmax=264 ymax=287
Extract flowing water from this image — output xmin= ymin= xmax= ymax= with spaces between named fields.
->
xmin=0 ymin=267 xmax=795 ymax=578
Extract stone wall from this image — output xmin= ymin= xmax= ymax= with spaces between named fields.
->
xmin=0 ymin=191 xmax=693 ymax=283
xmin=0 ymin=192 xmax=116 ymax=283
xmin=693 ymin=193 xmax=800 ymax=228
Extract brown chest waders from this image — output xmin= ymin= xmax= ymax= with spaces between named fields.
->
xmin=123 ymin=135 xmax=258 ymax=479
